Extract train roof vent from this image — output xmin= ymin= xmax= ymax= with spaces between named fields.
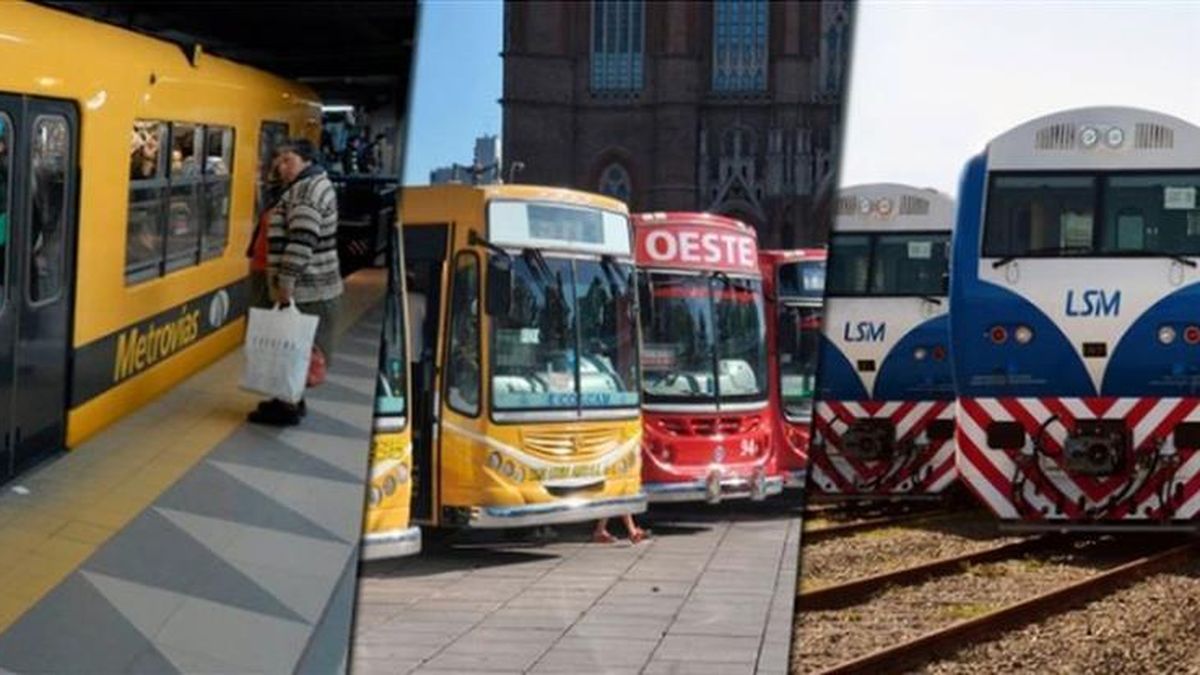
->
xmin=1135 ymin=123 xmax=1174 ymax=149
xmin=1035 ymin=123 xmax=1076 ymax=150
xmin=836 ymin=195 xmax=859 ymax=215
xmin=899 ymin=195 xmax=929 ymax=216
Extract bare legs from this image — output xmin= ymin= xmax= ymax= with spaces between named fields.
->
xmin=593 ymin=514 xmax=650 ymax=544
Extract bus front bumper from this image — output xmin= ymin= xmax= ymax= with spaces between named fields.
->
xmin=644 ymin=470 xmax=783 ymax=504
xmin=464 ymin=494 xmax=648 ymax=529
xmin=361 ymin=526 xmax=422 ymax=561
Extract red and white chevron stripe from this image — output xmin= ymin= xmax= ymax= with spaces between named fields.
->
xmin=810 ymin=399 xmax=957 ymax=497
xmin=956 ymin=397 xmax=1200 ymax=525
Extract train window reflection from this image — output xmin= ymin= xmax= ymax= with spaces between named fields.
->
xmin=30 ymin=115 xmax=68 ymax=304
xmin=0 ymin=114 xmax=11 ymax=302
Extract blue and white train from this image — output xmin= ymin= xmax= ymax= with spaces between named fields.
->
xmin=950 ymin=106 xmax=1200 ymax=529
xmin=811 ymin=183 xmax=958 ymax=498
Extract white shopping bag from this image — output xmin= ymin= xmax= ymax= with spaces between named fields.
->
xmin=240 ymin=303 xmax=320 ymax=403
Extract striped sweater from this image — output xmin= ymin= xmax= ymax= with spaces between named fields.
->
xmin=267 ymin=166 xmax=343 ymax=303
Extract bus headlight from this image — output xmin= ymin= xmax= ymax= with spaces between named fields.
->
xmin=368 ymin=486 xmax=382 ymax=507
xmin=501 ymin=459 xmax=516 ymax=479
xmin=383 ymin=475 xmax=397 ymax=496
xmin=989 ymin=325 xmax=1008 ymax=344
xmin=512 ymin=466 xmax=526 ymax=483
xmin=395 ymin=463 xmax=410 ymax=484
xmin=1105 ymin=127 xmax=1124 ymax=148
xmin=1014 ymin=326 xmax=1034 ymax=345
xmin=914 ymin=347 xmax=928 ymax=361
xmin=1185 ymin=325 xmax=1200 ymax=345
xmin=487 ymin=452 xmax=502 ymax=470
xmin=1080 ymin=126 xmax=1099 ymax=147
xmin=1159 ymin=325 xmax=1177 ymax=345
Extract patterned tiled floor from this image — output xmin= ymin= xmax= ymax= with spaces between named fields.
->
xmin=352 ymin=500 xmax=802 ymax=675
xmin=0 ymin=271 xmax=386 ymax=673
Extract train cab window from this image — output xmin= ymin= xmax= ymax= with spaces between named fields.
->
xmin=0 ymin=114 xmax=11 ymax=293
xmin=984 ymin=175 xmax=1095 ymax=257
xmin=445 ymin=253 xmax=480 ymax=416
xmin=871 ymin=233 xmax=950 ymax=295
xmin=1101 ymin=174 xmax=1200 ymax=256
xmin=29 ymin=116 xmax=69 ymax=304
xmin=201 ymin=126 xmax=234 ymax=259
xmin=825 ymin=234 xmax=870 ymax=295
xmin=165 ymin=123 xmax=202 ymax=271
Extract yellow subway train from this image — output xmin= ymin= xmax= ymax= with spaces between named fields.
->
xmin=0 ymin=2 xmax=320 ymax=479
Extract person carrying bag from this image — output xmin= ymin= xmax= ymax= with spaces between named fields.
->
xmin=245 ymin=138 xmax=343 ymax=427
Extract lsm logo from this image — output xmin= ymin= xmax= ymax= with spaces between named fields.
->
xmin=1066 ymin=289 xmax=1121 ymax=317
xmin=844 ymin=321 xmax=886 ymax=342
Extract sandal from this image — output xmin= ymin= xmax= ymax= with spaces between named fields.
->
xmin=592 ymin=530 xmax=618 ymax=544
xmin=630 ymin=528 xmax=652 ymax=544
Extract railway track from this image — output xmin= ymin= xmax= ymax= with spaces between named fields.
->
xmin=796 ymin=537 xmax=1200 ymax=674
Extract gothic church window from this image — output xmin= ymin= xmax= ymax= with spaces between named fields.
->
xmin=712 ymin=0 xmax=768 ymax=93
xmin=598 ymin=163 xmax=632 ymax=203
xmin=591 ymin=1 xmax=644 ymax=93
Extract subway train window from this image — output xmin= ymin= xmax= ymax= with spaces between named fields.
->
xmin=126 ymin=120 xmax=167 ymax=283
xmin=30 ymin=115 xmax=68 ymax=305
xmin=256 ymin=121 xmax=288 ymax=215
xmin=202 ymin=126 xmax=234 ymax=259
xmin=125 ymin=120 xmax=236 ymax=283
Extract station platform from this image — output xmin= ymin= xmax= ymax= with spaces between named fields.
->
xmin=352 ymin=501 xmax=801 ymax=675
xmin=0 ymin=269 xmax=385 ymax=673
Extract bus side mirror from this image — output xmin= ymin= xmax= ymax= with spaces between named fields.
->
xmin=487 ymin=255 xmax=513 ymax=316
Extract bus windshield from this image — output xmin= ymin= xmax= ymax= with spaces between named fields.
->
xmin=984 ymin=173 xmax=1200 ymax=257
xmin=825 ymin=232 xmax=950 ymax=297
xmin=490 ymin=254 xmax=640 ymax=412
xmin=777 ymin=304 xmax=820 ymax=420
xmin=639 ymin=271 xmax=767 ymax=405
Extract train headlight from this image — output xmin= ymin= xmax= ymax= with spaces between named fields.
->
xmin=1080 ymin=126 xmax=1099 ymax=147
xmin=1014 ymin=326 xmax=1034 ymax=345
xmin=1159 ymin=325 xmax=1177 ymax=345
xmin=487 ymin=451 xmax=502 ymax=470
xmin=913 ymin=347 xmax=928 ymax=361
xmin=395 ymin=463 xmax=410 ymax=484
xmin=1105 ymin=127 xmax=1124 ymax=148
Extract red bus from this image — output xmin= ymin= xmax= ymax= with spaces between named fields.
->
xmin=760 ymin=249 xmax=826 ymax=490
xmin=633 ymin=212 xmax=777 ymax=503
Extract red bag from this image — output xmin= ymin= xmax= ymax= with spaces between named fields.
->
xmin=306 ymin=346 xmax=327 ymax=387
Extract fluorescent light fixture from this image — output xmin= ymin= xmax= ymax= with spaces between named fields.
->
xmin=321 ymin=105 xmax=355 ymax=113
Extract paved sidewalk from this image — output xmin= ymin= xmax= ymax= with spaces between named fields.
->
xmin=352 ymin=500 xmax=802 ymax=674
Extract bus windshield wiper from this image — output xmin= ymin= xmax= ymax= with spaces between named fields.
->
xmin=919 ymin=295 xmax=943 ymax=306
xmin=991 ymin=245 xmax=1092 ymax=268
xmin=522 ymin=247 xmax=552 ymax=281
xmin=468 ymin=230 xmax=510 ymax=260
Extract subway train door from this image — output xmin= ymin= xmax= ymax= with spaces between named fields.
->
xmin=5 ymin=98 xmax=78 ymax=478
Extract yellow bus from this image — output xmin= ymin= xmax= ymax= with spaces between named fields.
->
xmin=0 ymin=2 xmax=319 ymax=480
xmin=400 ymin=184 xmax=645 ymax=530
xmin=361 ymin=212 xmax=420 ymax=560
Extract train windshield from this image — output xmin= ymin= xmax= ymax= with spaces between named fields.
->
xmin=639 ymin=271 xmax=767 ymax=405
xmin=826 ymin=233 xmax=950 ymax=296
xmin=777 ymin=304 xmax=821 ymax=420
xmin=490 ymin=254 xmax=640 ymax=412
xmin=984 ymin=173 xmax=1200 ymax=257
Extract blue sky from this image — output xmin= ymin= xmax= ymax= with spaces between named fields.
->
xmin=841 ymin=0 xmax=1200 ymax=197
xmin=402 ymin=0 xmax=503 ymax=185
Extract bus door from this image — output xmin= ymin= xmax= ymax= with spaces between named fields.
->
xmin=402 ymin=224 xmax=449 ymax=521
xmin=0 ymin=96 xmax=78 ymax=479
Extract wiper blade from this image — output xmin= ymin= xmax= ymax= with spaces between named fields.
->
xmin=990 ymin=245 xmax=1093 ymax=268
xmin=919 ymin=295 xmax=943 ymax=306
xmin=1146 ymin=251 xmax=1198 ymax=268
